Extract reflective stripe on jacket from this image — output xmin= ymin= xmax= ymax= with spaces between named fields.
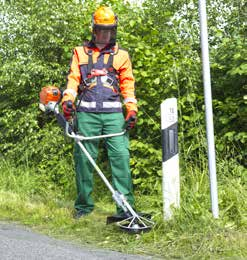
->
xmin=62 ymin=41 xmax=137 ymax=113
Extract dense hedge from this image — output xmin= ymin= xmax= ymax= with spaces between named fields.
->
xmin=0 ymin=0 xmax=246 ymax=195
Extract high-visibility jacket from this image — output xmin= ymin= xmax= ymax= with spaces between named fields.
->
xmin=62 ymin=41 xmax=137 ymax=113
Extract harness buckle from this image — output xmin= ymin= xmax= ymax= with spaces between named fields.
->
xmin=84 ymin=77 xmax=96 ymax=87
xmin=106 ymin=77 xmax=114 ymax=86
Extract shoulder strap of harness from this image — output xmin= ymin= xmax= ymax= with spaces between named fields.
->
xmin=83 ymin=44 xmax=94 ymax=76
xmin=106 ymin=50 xmax=114 ymax=68
xmin=105 ymin=49 xmax=117 ymax=74
xmin=87 ymin=49 xmax=93 ymax=76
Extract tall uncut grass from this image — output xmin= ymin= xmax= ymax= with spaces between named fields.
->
xmin=0 ymin=156 xmax=246 ymax=259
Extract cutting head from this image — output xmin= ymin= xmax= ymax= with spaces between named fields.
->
xmin=116 ymin=215 xmax=154 ymax=234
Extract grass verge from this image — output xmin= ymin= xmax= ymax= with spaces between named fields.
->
xmin=0 ymin=159 xmax=246 ymax=259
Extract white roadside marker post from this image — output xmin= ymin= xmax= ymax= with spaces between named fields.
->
xmin=161 ymin=98 xmax=180 ymax=219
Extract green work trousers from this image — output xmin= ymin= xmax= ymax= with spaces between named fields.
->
xmin=74 ymin=112 xmax=134 ymax=214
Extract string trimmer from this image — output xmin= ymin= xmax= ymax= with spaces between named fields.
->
xmin=39 ymin=86 xmax=154 ymax=233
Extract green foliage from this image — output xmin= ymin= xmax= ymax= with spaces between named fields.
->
xmin=0 ymin=105 xmax=75 ymax=193
xmin=0 ymin=0 xmax=94 ymax=109
xmin=0 ymin=0 xmax=246 ymax=195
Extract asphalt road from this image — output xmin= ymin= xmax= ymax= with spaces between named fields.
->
xmin=0 ymin=221 xmax=154 ymax=260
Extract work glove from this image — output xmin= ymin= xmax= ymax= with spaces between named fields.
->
xmin=62 ymin=100 xmax=75 ymax=121
xmin=125 ymin=110 xmax=137 ymax=130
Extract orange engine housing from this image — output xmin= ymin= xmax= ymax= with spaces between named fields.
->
xmin=39 ymin=86 xmax=61 ymax=105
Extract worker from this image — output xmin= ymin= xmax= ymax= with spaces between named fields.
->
xmin=61 ymin=6 xmax=138 ymax=219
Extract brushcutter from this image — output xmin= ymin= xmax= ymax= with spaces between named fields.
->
xmin=39 ymin=86 xmax=154 ymax=233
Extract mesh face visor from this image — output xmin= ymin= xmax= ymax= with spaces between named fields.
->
xmin=92 ymin=24 xmax=117 ymax=45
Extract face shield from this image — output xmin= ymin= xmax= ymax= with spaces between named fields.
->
xmin=92 ymin=24 xmax=117 ymax=45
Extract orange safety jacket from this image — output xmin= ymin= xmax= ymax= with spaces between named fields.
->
xmin=62 ymin=41 xmax=137 ymax=113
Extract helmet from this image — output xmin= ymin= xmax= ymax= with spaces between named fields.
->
xmin=92 ymin=6 xmax=118 ymax=45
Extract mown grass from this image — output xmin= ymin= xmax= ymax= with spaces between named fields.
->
xmin=0 ymin=158 xmax=246 ymax=259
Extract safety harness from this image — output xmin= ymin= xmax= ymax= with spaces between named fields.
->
xmin=82 ymin=47 xmax=118 ymax=90
xmin=77 ymin=45 xmax=120 ymax=110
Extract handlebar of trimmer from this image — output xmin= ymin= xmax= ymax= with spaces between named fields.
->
xmin=53 ymin=100 xmax=135 ymax=140
xmin=65 ymin=122 xmax=126 ymax=140
xmin=55 ymin=110 xmax=129 ymax=141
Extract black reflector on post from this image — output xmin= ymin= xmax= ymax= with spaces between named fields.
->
xmin=161 ymin=98 xmax=180 ymax=219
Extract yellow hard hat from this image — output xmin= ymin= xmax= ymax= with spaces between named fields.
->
xmin=93 ymin=6 xmax=117 ymax=26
